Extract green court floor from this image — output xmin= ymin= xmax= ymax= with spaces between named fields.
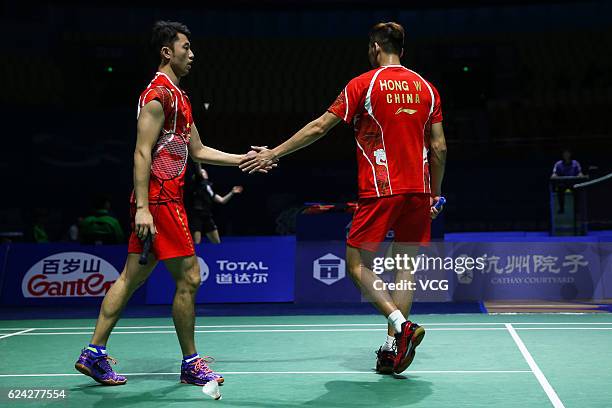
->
xmin=1 ymin=313 xmax=611 ymax=407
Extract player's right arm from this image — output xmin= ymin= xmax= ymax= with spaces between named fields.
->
xmin=133 ymin=100 xmax=164 ymax=240
xmin=430 ymin=122 xmax=447 ymax=218
xmin=213 ymin=186 xmax=243 ymax=204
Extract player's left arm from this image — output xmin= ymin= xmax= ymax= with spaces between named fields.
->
xmin=188 ymin=123 xmax=243 ymax=166
xmin=239 ymin=112 xmax=341 ymax=173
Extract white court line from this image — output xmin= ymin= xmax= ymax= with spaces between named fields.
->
xmin=0 ymin=370 xmax=532 ymax=378
xmin=0 ymin=328 xmax=34 ymax=340
xmin=505 ymin=324 xmax=565 ymax=408
xmin=17 ymin=328 xmax=511 ymax=336
xmin=1 ymin=326 xmax=610 ymax=337
xmin=514 ymin=327 xmax=612 ymax=331
xmin=2 ymin=322 xmax=612 ymax=331
xmin=11 ymin=327 xmax=612 ymax=336
xmin=496 ymin=322 xmax=612 ymax=325
xmin=491 ymin=304 xmax=604 ymax=307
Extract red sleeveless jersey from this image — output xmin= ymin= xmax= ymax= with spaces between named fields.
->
xmin=131 ymin=72 xmax=194 ymax=204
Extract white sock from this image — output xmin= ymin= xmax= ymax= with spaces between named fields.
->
xmin=184 ymin=354 xmax=200 ymax=363
xmin=381 ymin=335 xmax=396 ymax=351
xmin=387 ymin=310 xmax=406 ymax=334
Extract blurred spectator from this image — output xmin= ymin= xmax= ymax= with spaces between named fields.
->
xmin=65 ymin=216 xmax=83 ymax=242
xmin=551 ymin=149 xmax=585 ymax=213
xmin=551 ymin=149 xmax=584 ymax=178
xmin=80 ymin=195 xmax=124 ymax=244
xmin=188 ymin=163 xmax=243 ymax=244
xmin=29 ymin=208 xmax=50 ymax=243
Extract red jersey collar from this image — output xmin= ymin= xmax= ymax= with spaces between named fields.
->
xmin=155 ymin=71 xmax=185 ymax=94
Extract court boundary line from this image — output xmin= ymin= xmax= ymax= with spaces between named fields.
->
xmin=5 ymin=327 xmax=612 ymax=336
xmin=2 ymin=322 xmax=612 ymax=331
xmin=0 ymin=370 xmax=533 ymax=378
xmin=14 ymin=328 xmax=512 ymax=336
xmin=0 ymin=328 xmax=34 ymax=340
xmin=505 ymin=323 xmax=565 ymax=408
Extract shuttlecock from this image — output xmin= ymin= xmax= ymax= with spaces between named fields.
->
xmin=202 ymin=381 xmax=222 ymax=400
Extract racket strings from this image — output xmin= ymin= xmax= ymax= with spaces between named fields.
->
xmin=150 ymin=131 xmax=188 ymax=181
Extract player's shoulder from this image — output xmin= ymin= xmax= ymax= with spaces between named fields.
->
xmin=140 ymin=85 xmax=172 ymax=99
xmin=141 ymin=73 xmax=172 ymax=94
xmin=139 ymin=74 xmax=174 ymax=109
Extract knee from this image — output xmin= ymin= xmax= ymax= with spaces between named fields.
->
xmin=176 ymin=266 xmax=201 ymax=293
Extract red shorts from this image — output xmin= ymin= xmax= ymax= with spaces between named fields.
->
xmin=128 ymin=201 xmax=195 ymax=261
xmin=347 ymin=193 xmax=431 ymax=251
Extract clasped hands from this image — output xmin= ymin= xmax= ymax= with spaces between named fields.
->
xmin=240 ymin=146 xmax=279 ymax=174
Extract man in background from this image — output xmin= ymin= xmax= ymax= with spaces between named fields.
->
xmin=551 ymin=149 xmax=585 ymax=213
xmin=80 ymin=194 xmax=124 ymax=244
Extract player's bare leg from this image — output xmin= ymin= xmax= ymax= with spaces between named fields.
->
xmin=386 ymin=242 xmax=419 ymax=337
xmin=346 ymin=243 xmax=425 ymax=374
xmin=90 ymin=253 xmax=158 ymax=345
xmin=165 ymin=255 xmax=201 ymax=356
xmin=166 ymin=255 xmax=224 ymax=385
xmin=346 ymin=245 xmax=397 ymax=316
xmin=205 ymin=229 xmax=221 ymax=244
xmin=193 ymin=231 xmax=202 ymax=244
xmin=75 ymin=253 xmax=157 ymax=385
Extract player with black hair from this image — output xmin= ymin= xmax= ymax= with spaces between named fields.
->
xmin=241 ymin=22 xmax=447 ymax=375
xmin=74 ymin=20 xmax=272 ymax=387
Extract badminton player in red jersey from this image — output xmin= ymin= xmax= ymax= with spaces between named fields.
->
xmin=241 ymin=22 xmax=447 ymax=375
xmin=75 ymin=21 xmax=271 ymax=387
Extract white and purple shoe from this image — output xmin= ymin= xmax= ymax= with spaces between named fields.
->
xmin=180 ymin=356 xmax=224 ymax=385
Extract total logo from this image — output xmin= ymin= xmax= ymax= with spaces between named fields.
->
xmin=216 ymin=260 xmax=269 ymax=271
xmin=313 ymin=253 xmax=345 ymax=285
xmin=22 ymin=252 xmax=120 ymax=298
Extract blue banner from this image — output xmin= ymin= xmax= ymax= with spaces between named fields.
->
xmin=448 ymin=242 xmax=608 ymax=301
xmin=0 ymin=244 xmax=8 ymax=300
xmin=294 ymin=241 xmax=361 ymax=303
xmin=0 ymin=244 xmax=146 ymax=306
xmin=145 ymin=236 xmax=295 ymax=304
xmin=1 ymin=239 xmax=609 ymax=306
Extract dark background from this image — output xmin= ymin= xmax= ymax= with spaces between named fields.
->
xmin=1 ymin=0 xmax=611 ymax=240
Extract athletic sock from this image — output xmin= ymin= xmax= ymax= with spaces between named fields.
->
xmin=387 ymin=310 xmax=407 ymax=334
xmin=86 ymin=344 xmax=107 ymax=356
xmin=381 ymin=335 xmax=396 ymax=351
xmin=183 ymin=353 xmax=200 ymax=364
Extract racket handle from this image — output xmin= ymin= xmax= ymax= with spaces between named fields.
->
xmin=139 ymin=235 xmax=153 ymax=265
xmin=433 ymin=196 xmax=446 ymax=210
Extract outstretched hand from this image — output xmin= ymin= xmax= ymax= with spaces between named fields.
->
xmin=240 ymin=146 xmax=279 ymax=174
